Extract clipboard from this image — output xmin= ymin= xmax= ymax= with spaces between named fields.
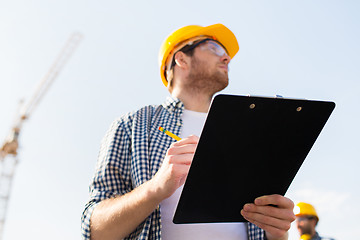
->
xmin=173 ymin=94 xmax=335 ymax=224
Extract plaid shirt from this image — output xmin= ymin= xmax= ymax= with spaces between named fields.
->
xmin=310 ymin=233 xmax=335 ymax=240
xmin=81 ymin=97 xmax=266 ymax=240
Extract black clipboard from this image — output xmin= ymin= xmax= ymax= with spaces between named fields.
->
xmin=173 ymin=94 xmax=335 ymax=224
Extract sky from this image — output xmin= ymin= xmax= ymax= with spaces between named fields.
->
xmin=0 ymin=0 xmax=359 ymax=239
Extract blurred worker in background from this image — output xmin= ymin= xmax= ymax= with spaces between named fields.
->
xmin=81 ymin=23 xmax=296 ymax=240
xmin=294 ymin=202 xmax=335 ymax=240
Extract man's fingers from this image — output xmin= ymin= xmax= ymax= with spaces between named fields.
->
xmin=241 ymin=204 xmax=293 ymax=240
xmin=171 ymin=135 xmax=199 ymax=146
xmin=167 ymin=143 xmax=197 ymax=155
xmin=242 ymin=203 xmax=295 ymax=222
xmin=254 ymin=194 xmax=294 ymax=209
xmin=243 ymin=216 xmax=289 ymax=239
xmin=241 ymin=194 xmax=295 ymax=239
xmin=241 ymin=208 xmax=292 ymax=230
xmin=166 ymin=153 xmax=194 ymax=165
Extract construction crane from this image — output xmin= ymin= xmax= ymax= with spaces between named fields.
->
xmin=0 ymin=32 xmax=83 ymax=239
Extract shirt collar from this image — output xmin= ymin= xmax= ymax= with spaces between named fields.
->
xmin=162 ymin=96 xmax=184 ymax=113
xmin=313 ymin=232 xmax=320 ymax=239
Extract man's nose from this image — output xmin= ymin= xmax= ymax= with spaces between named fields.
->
xmin=221 ymin=53 xmax=231 ymax=63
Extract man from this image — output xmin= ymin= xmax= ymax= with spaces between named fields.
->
xmin=294 ymin=202 xmax=335 ymax=240
xmin=81 ymin=23 xmax=295 ymax=240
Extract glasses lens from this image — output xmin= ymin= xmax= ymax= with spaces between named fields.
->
xmin=200 ymin=41 xmax=228 ymax=57
xmin=170 ymin=39 xmax=228 ymax=69
xmin=296 ymin=216 xmax=314 ymax=222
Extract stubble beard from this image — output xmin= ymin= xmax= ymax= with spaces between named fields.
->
xmin=185 ymin=55 xmax=228 ymax=96
xmin=298 ymin=225 xmax=312 ymax=236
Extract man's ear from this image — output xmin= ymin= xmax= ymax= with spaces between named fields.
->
xmin=173 ymin=51 xmax=189 ymax=69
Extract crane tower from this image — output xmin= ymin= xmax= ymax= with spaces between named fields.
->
xmin=0 ymin=32 xmax=83 ymax=239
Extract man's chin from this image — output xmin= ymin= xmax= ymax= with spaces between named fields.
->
xmin=299 ymin=229 xmax=311 ymax=236
xmin=218 ymin=77 xmax=229 ymax=90
xmin=211 ymin=81 xmax=228 ymax=94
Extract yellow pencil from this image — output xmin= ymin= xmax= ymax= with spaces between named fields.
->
xmin=158 ymin=126 xmax=182 ymax=141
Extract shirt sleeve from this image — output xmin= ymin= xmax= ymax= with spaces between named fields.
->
xmin=81 ymin=118 xmax=133 ymax=240
xmin=248 ymin=222 xmax=267 ymax=240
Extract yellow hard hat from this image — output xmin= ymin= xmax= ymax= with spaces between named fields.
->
xmin=158 ymin=23 xmax=239 ymax=87
xmin=294 ymin=202 xmax=319 ymax=221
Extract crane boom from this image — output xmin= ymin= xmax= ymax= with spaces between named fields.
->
xmin=19 ymin=32 xmax=83 ymax=127
xmin=0 ymin=32 xmax=83 ymax=240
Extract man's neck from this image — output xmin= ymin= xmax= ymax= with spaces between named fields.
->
xmin=171 ymin=90 xmax=212 ymax=113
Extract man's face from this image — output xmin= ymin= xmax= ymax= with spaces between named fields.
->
xmin=185 ymin=40 xmax=231 ymax=95
xmin=296 ymin=215 xmax=317 ymax=236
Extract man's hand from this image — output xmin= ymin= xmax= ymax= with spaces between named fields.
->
xmin=150 ymin=135 xmax=199 ymax=200
xmin=241 ymin=194 xmax=295 ymax=240
xmin=90 ymin=135 xmax=199 ymax=240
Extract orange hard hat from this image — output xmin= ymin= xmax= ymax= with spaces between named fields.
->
xmin=158 ymin=23 xmax=239 ymax=87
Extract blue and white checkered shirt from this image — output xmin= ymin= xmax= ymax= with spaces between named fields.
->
xmin=311 ymin=232 xmax=335 ymax=240
xmin=81 ymin=97 xmax=266 ymax=240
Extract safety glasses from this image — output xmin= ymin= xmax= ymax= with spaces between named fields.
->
xmin=296 ymin=216 xmax=315 ymax=222
xmin=184 ymin=38 xmax=228 ymax=57
xmin=198 ymin=40 xmax=228 ymax=57
xmin=168 ymin=38 xmax=229 ymax=71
